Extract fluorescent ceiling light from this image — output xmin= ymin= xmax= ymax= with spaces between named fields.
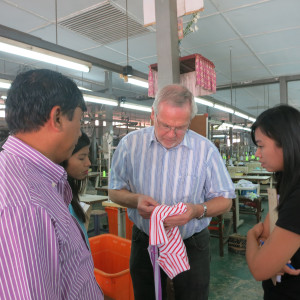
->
xmin=0 ymin=104 xmax=5 ymax=109
xmin=216 ymin=124 xmax=225 ymax=131
xmin=223 ymin=122 xmax=233 ymax=128
xmin=120 ymin=102 xmax=152 ymax=112
xmin=127 ymin=78 xmax=149 ymax=89
xmin=217 ymin=123 xmax=233 ymax=130
xmin=1 ymin=95 xmax=7 ymax=100
xmin=83 ymin=94 xmax=118 ymax=106
xmin=78 ymin=86 xmax=92 ymax=92
xmin=233 ymin=125 xmax=251 ymax=131
xmin=113 ymin=121 xmax=122 ymax=126
xmin=218 ymin=122 xmax=251 ymax=132
xmin=0 ymin=110 xmax=5 ymax=118
xmin=115 ymin=125 xmax=139 ymax=130
xmin=0 ymin=79 xmax=11 ymax=89
xmin=194 ymin=97 xmax=214 ymax=107
xmin=187 ymin=96 xmax=254 ymax=123
xmin=214 ymin=104 xmax=234 ymax=114
xmin=233 ymin=125 xmax=244 ymax=130
xmin=213 ymin=135 xmax=226 ymax=138
xmin=234 ymin=111 xmax=249 ymax=119
xmin=0 ymin=37 xmax=92 ymax=73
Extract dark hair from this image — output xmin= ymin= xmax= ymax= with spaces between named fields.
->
xmin=62 ymin=131 xmax=90 ymax=222
xmin=5 ymin=69 xmax=86 ymax=134
xmin=251 ymin=104 xmax=300 ymax=209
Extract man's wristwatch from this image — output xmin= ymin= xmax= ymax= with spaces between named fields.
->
xmin=196 ymin=204 xmax=207 ymax=220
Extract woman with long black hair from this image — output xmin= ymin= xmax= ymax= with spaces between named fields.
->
xmin=246 ymin=105 xmax=300 ymax=299
xmin=62 ymin=131 xmax=91 ymax=248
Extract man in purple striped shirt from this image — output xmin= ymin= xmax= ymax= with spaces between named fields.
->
xmin=0 ymin=69 xmax=103 ymax=299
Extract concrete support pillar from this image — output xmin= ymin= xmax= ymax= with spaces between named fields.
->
xmin=105 ymin=107 xmax=114 ymax=136
xmin=280 ymin=76 xmax=288 ymax=104
xmin=89 ymin=105 xmax=97 ymax=170
xmin=105 ymin=71 xmax=113 ymax=95
xmin=91 ymin=127 xmax=97 ymax=170
xmin=206 ymin=107 xmax=210 ymax=140
xmin=155 ymin=0 xmax=180 ymax=89
xmin=104 ymin=71 xmax=114 ymax=136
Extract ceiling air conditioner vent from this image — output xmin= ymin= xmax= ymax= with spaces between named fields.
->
xmin=59 ymin=0 xmax=151 ymax=45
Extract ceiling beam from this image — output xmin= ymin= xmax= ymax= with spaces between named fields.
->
xmin=0 ymin=73 xmax=15 ymax=81
xmin=217 ymin=74 xmax=300 ymax=91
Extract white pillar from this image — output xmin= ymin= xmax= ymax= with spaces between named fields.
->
xmin=155 ymin=0 xmax=180 ymax=89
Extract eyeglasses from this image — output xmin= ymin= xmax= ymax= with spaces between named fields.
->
xmin=155 ymin=115 xmax=189 ymax=135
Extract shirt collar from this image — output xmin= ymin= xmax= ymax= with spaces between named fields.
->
xmin=3 ymin=135 xmax=67 ymax=186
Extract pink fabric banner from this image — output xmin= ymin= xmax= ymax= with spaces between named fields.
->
xmin=148 ymin=54 xmax=216 ymax=97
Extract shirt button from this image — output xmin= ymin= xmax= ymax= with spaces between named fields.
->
xmin=52 ymin=182 xmax=56 ymax=187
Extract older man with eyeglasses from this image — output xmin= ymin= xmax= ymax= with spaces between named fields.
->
xmin=109 ymin=84 xmax=235 ymax=300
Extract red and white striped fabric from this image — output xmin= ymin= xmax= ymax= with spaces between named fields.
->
xmin=149 ymin=202 xmax=190 ymax=279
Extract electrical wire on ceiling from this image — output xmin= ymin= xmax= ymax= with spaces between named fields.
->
xmin=230 ymin=47 xmax=233 ymax=107
xmin=55 ymin=0 xmax=58 ymax=45
xmin=234 ymin=89 xmax=237 ymax=108
xmin=126 ymin=0 xmax=129 ymax=67
xmin=55 ymin=0 xmax=59 ymax=73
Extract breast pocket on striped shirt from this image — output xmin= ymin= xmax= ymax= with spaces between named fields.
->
xmin=177 ymin=174 xmax=202 ymax=199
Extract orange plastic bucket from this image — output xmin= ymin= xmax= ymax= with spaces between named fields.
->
xmin=89 ymin=234 xmax=134 ymax=300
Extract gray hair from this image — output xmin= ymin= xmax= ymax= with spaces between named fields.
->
xmin=152 ymin=84 xmax=198 ymax=120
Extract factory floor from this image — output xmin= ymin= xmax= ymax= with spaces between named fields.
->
xmin=209 ymin=199 xmax=268 ymax=300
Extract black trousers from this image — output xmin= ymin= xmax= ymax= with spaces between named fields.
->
xmin=130 ymin=225 xmax=210 ymax=300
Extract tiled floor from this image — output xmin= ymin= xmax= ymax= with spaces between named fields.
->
xmin=209 ymin=199 xmax=268 ymax=300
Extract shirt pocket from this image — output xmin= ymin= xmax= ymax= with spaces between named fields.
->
xmin=176 ymin=174 xmax=203 ymax=201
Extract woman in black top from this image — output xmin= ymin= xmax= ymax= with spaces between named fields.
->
xmin=246 ymin=105 xmax=300 ymax=299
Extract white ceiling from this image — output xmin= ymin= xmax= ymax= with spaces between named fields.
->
xmin=0 ymin=0 xmax=300 ymax=128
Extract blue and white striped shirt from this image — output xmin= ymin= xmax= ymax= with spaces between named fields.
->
xmin=109 ymin=126 xmax=235 ymax=239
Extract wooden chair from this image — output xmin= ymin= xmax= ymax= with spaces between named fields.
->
xmin=238 ymin=196 xmax=262 ymax=223
xmin=232 ymin=196 xmax=262 ymax=234
xmin=209 ymin=211 xmax=233 ymax=257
